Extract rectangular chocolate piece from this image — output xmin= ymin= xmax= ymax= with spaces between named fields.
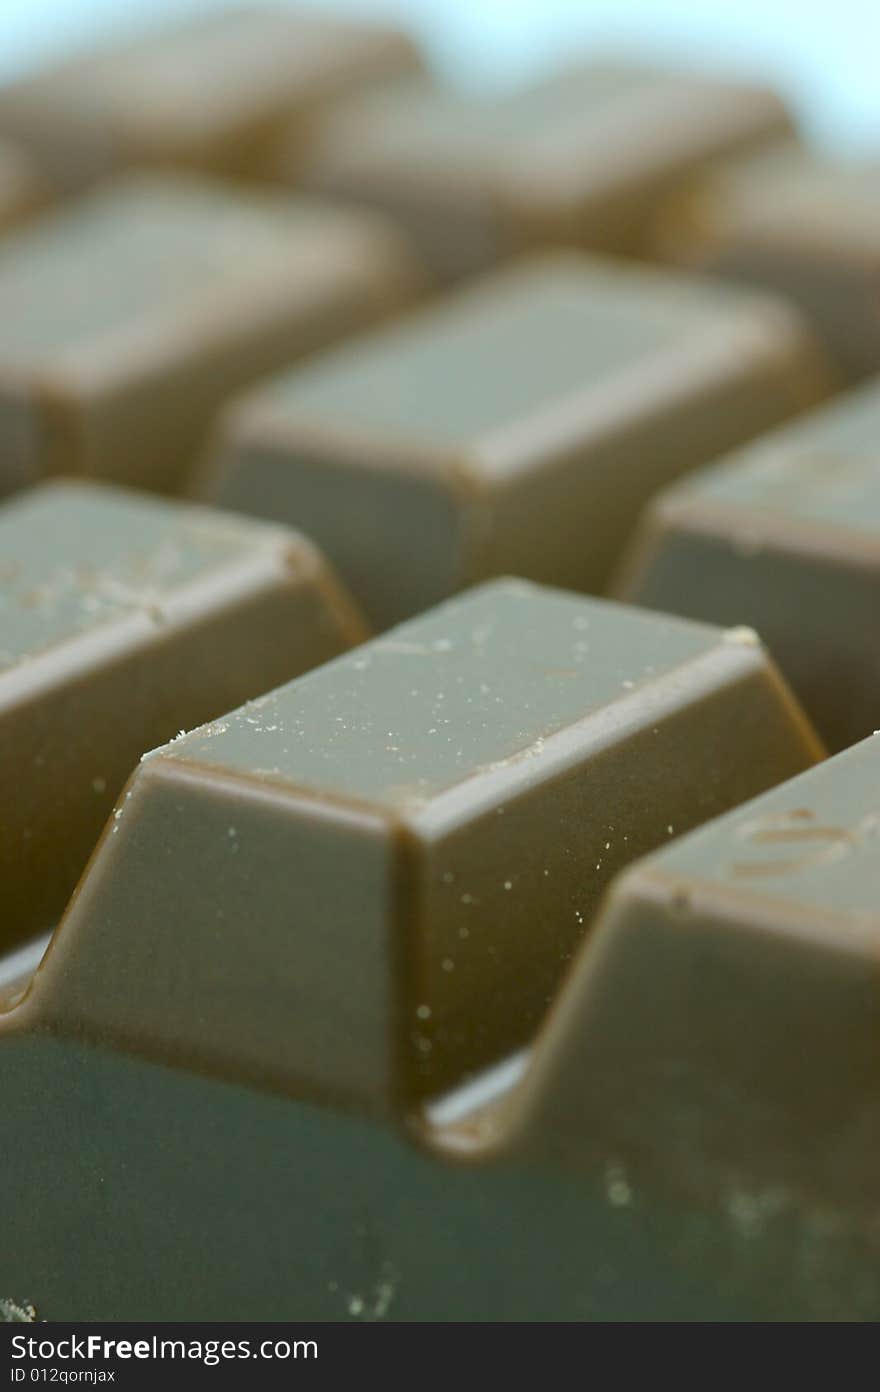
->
xmin=654 ymin=141 xmax=880 ymax=381
xmin=204 ymin=253 xmax=830 ymax=629
xmin=282 ymin=61 xmax=792 ymax=279
xmin=25 ymin=579 xmax=820 ymax=1114
xmin=615 ymin=379 xmax=880 ymax=750
xmin=0 ymin=479 xmax=365 ymax=950
xmin=0 ymin=136 xmax=45 ymax=232
xmin=0 ymin=173 xmax=421 ymax=497
xmin=509 ymin=734 xmax=880 ymax=1219
xmin=0 ymin=6 xmax=421 ymax=187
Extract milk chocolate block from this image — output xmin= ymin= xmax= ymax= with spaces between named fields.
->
xmin=0 ymin=479 xmax=365 ymax=951
xmin=26 ymin=579 xmax=820 ymax=1115
xmin=205 ymin=254 xmax=830 ymax=629
xmin=0 ymin=137 xmax=44 ymax=233
xmin=505 ymin=734 xmax=880 ymax=1214
xmin=282 ymin=61 xmax=792 ymax=279
xmin=0 ymin=174 xmax=421 ymax=497
xmin=0 ymin=6 xmax=421 ymax=188
xmin=615 ymin=379 xmax=880 ymax=751
xmin=654 ymin=143 xmax=880 ymax=381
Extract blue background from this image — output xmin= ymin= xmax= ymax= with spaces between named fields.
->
xmin=1 ymin=0 xmax=878 ymax=152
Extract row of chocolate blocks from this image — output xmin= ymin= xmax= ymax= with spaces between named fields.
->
xmin=1 ymin=4 xmax=880 ymax=1317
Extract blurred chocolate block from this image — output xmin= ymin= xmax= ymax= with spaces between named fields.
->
xmin=0 ymin=6 xmax=421 ymax=188
xmin=0 ymin=136 xmax=45 ymax=232
xmin=509 ymin=734 xmax=880 ymax=1217
xmin=280 ymin=61 xmax=793 ymax=280
xmin=654 ymin=142 xmax=880 ymax=382
xmin=615 ymin=379 xmax=880 ymax=751
xmin=25 ymin=579 xmax=820 ymax=1114
xmin=0 ymin=173 xmax=421 ymax=497
xmin=0 ymin=479 xmax=366 ymax=952
xmin=204 ymin=253 xmax=830 ymax=630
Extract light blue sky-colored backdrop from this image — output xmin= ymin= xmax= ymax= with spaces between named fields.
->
xmin=0 ymin=0 xmax=878 ymax=151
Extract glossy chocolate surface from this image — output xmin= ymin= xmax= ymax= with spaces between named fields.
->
xmin=616 ymin=378 xmax=880 ymax=749
xmin=1 ymin=24 xmax=876 ymax=1323
xmin=655 ymin=142 xmax=880 ymax=381
xmin=0 ymin=173 xmax=421 ymax=496
xmin=285 ymin=61 xmax=791 ymax=279
xmin=17 ymin=579 xmax=819 ymax=1115
xmin=0 ymin=6 xmax=421 ymax=186
xmin=206 ymin=253 xmax=829 ymax=629
xmin=0 ymin=479 xmax=365 ymax=949
xmin=510 ymin=735 xmax=880 ymax=1210
xmin=0 ymin=136 xmax=44 ymax=232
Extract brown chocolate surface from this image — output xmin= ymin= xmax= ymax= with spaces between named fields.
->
xmin=1 ymin=24 xmax=877 ymax=1323
xmin=615 ymin=377 xmax=880 ymax=750
xmin=0 ymin=172 xmax=422 ymax=497
xmin=204 ymin=252 xmax=831 ymax=629
xmin=653 ymin=141 xmax=880 ymax=382
xmin=17 ymin=579 xmax=820 ymax=1114
xmin=0 ymin=479 xmax=366 ymax=951
xmin=505 ymin=735 xmax=880 ymax=1213
xmin=0 ymin=136 xmax=45 ymax=232
xmin=281 ymin=61 xmax=792 ymax=279
xmin=0 ymin=6 xmax=422 ymax=187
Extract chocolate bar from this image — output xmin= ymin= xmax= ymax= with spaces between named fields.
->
xmin=615 ymin=378 xmax=880 ymax=750
xmin=0 ymin=6 xmax=421 ymax=188
xmin=3 ymin=14 xmax=879 ymax=1327
xmin=204 ymin=253 xmax=830 ymax=629
xmin=281 ymin=61 xmax=793 ymax=280
xmin=653 ymin=141 xmax=880 ymax=381
xmin=0 ymin=173 xmax=421 ymax=497
xmin=0 ymin=479 xmax=365 ymax=952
